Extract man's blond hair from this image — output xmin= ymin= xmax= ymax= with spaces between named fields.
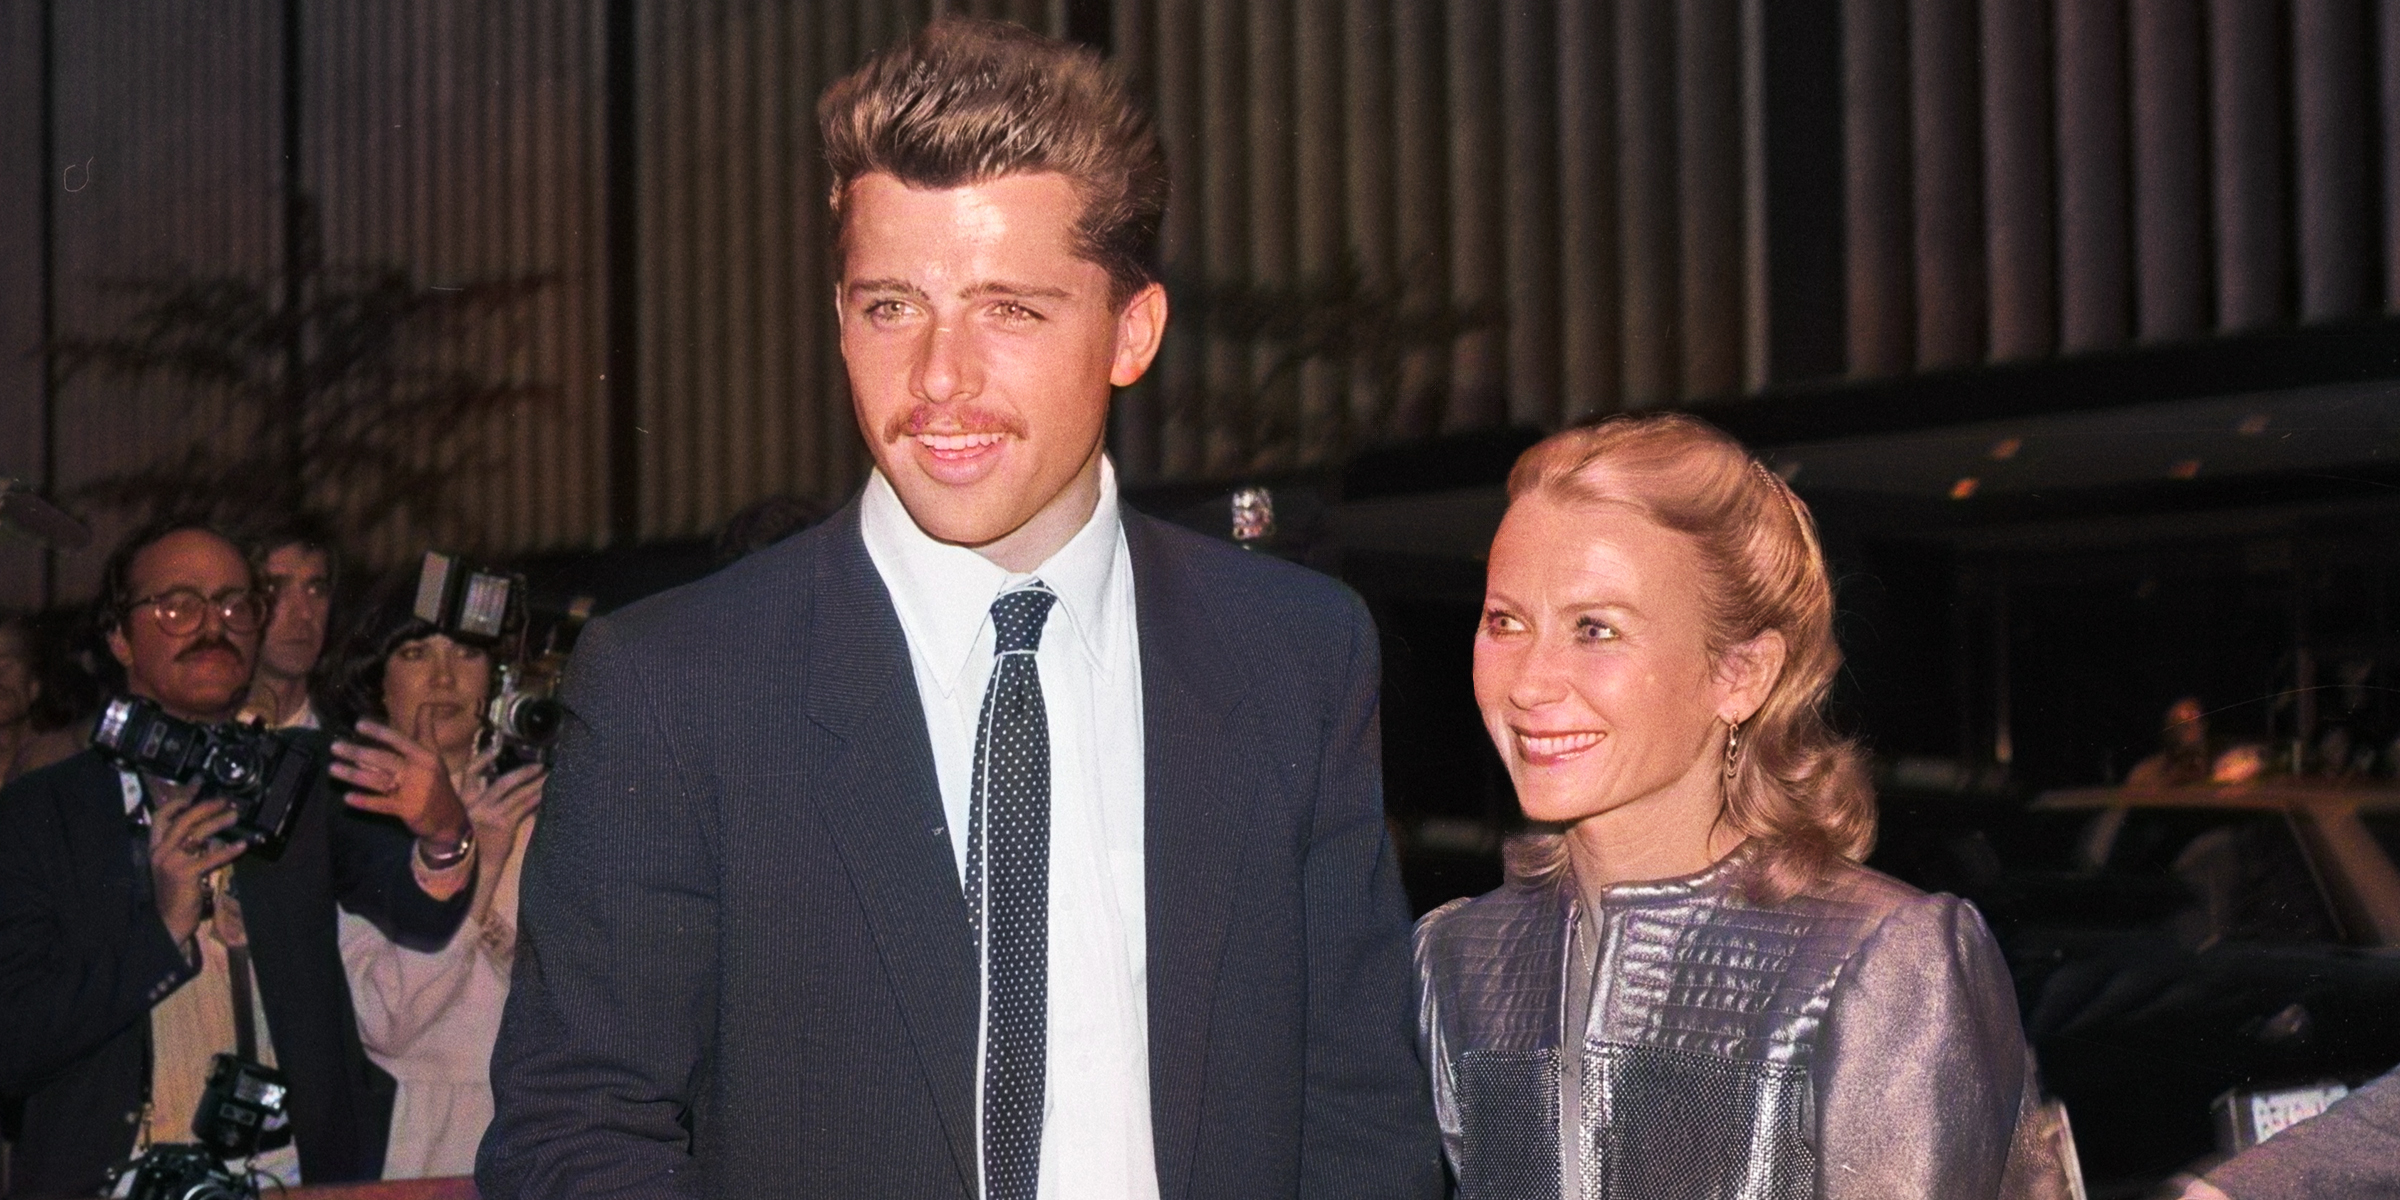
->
xmin=818 ymin=17 xmax=1167 ymax=306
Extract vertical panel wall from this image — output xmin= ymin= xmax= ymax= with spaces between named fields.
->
xmin=305 ymin=0 xmax=608 ymax=562
xmin=43 ymin=0 xmax=285 ymax=598
xmin=0 ymin=0 xmax=48 ymax=606
xmin=9 ymin=0 xmax=2400 ymax=574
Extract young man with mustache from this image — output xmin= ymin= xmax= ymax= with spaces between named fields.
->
xmin=0 ymin=522 xmax=476 ymax=1196
xmin=480 ymin=18 xmax=1441 ymax=1200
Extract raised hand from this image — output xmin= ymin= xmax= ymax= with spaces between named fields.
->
xmin=461 ymin=750 xmax=546 ymax=849
xmin=148 ymin=788 xmax=247 ymax=948
xmin=331 ymin=710 xmax=472 ymax=848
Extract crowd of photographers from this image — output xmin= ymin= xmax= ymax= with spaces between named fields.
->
xmin=0 ymin=514 xmax=585 ymax=1198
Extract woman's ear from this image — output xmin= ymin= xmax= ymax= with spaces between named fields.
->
xmin=1716 ymin=629 xmax=1788 ymax=725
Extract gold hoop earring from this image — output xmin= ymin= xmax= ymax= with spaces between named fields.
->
xmin=1724 ymin=719 xmax=1743 ymax=778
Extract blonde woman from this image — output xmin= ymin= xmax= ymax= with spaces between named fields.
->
xmin=1415 ymin=415 xmax=2068 ymax=1199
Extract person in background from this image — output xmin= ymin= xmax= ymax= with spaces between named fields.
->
xmin=1 ymin=609 xmax=99 ymax=784
xmin=711 ymin=494 xmax=825 ymax=566
xmin=1415 ymin=414 xmax=2073 ymax=1199
xmin=327 ymin=580 xmax=545 ymax=1180
xmin=0 ymin=616 xmax=38 ymax=783
xmin=234 ymin=514 xmax=339 ymax=731
xmin=0 ymin=521 xmax=474 ymax=1196
xmin=2126 ymin=696 xmax=2212 ymax=789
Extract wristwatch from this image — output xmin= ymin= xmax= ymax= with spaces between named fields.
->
xmin=415 ymin=826 xmax=477 ymax=871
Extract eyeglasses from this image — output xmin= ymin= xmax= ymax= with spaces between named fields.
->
xmin=126 ymin=587 xmax=268 ymax=637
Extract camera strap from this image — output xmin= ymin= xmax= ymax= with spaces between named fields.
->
xmin=226 ymin=944 xmax=258 ymax=1064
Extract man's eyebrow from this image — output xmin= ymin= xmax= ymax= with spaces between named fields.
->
xmin=962 ymin=280 xmax=1072 ymax=301
xmin=845 ymin=277 xmax=928 ymax=301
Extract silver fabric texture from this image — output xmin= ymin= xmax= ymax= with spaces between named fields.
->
xmin=1415 ymin=846 xmax=2073 ymax=1200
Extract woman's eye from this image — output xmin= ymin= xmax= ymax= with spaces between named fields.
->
xmin=1575 ymin=617 xmax=1619 ymax=643
xmin=1482 ymin=609 xmax=1522 ymax=636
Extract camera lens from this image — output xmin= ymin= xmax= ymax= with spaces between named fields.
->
xmin=207 ymin=743 xmax=263 ymax=792
xmin=508 ymin=696 xmax=565 ymax=744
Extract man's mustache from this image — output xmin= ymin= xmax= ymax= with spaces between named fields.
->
xmin=176 ymin=636 xmax=244 ymax=663
xmin=882 ymin=404 xmax=1027 ymax=444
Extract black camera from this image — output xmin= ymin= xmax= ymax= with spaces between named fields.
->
xmin=192 ymin=1052 xmax=291 ymax=1160
xmin=92 ymin=697 xmax=320 ymax=858
xmin=105 ymin=1143 xmax=255 ymax=1200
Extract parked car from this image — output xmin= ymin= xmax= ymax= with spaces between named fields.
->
xmin=1879 ymin=782 xmax=2400 ymax=1196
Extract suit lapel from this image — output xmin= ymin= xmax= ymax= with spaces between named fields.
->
xmin=1129 ymin=514 xmax=1264 ymax=1200
xmin=800 ymin=508 xmax=980 ymax=1196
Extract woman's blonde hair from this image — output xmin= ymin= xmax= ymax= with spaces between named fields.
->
xmin=1497 ymin=413 xmax=1873 ymax=902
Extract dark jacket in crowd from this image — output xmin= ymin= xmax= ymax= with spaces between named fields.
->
xmin=0 ymin=739 xmax=470 ymax=1197
xmin=2201 ymin=1065 xmax=2400 ymax=1200
xmin=479 ymin=502 xmax=1443 ymax=1199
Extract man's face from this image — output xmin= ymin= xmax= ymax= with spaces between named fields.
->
xmin=106 ymin=530 xmax=262 ymax=722
xmin=259 ymin=543 xmax=333 ymax=681
xmin=0 ymin=628 xmax=36 ymax=729
xmin=838 ymin=171 xmax=1166 ymax=549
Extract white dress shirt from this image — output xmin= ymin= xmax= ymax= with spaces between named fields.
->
xmin=859 ymin=457 xmax=1158 ymax=1200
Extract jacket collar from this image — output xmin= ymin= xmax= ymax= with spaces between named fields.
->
xmin=798 ymin=501 xmax=981 ymax=1195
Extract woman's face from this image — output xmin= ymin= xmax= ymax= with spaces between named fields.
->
xmin=381 ymin=633 xmax=491 ymax=762
xmin=1474 ymin=495 xmax=1740 ymax=829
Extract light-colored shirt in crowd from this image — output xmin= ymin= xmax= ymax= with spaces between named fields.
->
xmin=859 ymin=459 xmax=1157 ymax=1200
xmin=126 ymin=772 xmax=300 ymax=1186
xmin=340 ymin=811 xmax=532 ymax=1179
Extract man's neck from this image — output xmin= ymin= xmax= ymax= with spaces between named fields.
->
xmin=250 ymin=671 xmax=311 ymax=725
xmin=969 ymin=446 xmax=1106 ymax=574
xmin=138 ymin=690 xmax=242 ymax=727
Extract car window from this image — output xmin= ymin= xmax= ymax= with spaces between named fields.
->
xmin=2365 ymin=813 xmax=2400 ymax=867
xmin=2102 ymin=809 xmax=2344 ymax=945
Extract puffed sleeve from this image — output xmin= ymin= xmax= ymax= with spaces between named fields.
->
xmin=1816 ymin=893 xmax=2071 ymax=1200
xmin=1412 ymin=897 xmax=1472 ymax=1176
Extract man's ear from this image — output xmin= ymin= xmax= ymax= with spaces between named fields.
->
xmin=1716 ymin=628 xmax=1788 ymax=725
xmin=106 ymin=623 xmax=134 ymax=671
xmin=1110 ymin=281 xmax=1169 ymax=388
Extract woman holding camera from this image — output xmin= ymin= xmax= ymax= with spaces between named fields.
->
xmin=327 ymin=581 xmax=545 ymax=1180
xmin=1415 ymin=415 xmax=2070 ymax=1199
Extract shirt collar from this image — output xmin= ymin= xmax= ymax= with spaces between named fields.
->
xmin=859 ymin=456 xmax=1129 ymax=697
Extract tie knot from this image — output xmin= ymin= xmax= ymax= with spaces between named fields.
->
xmin=989 ymin=585 xmax=1057 ymax=655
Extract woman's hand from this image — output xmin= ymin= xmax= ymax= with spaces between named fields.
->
xmin=331 ymin=712 xmax=472 ymax=850
xmin=460 ymin=746 xmax=546 ymax=848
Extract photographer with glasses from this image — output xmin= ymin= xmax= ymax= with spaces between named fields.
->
xmin=0 ymin=520 xmax=475 ymax=1198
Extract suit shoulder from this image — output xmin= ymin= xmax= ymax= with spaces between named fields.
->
xmin=2 ymin=747 xmax=107 ymax=799
xmin=1804 ymin=860 xmax=1993 ymax=961
xmin=1126 ymin=510 xmax=1367 ymax=630
xmin=0 ymin=749 xmax=110 ymax=826
xmin=583 ymin=512 xmax=847 ymax=660
xmin=1413 ymin=878 xmax=1555 ymax=961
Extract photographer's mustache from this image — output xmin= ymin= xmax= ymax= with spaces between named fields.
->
xmin=175 ymin=636 xmax=245 ymax=663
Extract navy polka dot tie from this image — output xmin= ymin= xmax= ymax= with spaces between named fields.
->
xmin=968 ymin=585 xmax=1055 ymax=1200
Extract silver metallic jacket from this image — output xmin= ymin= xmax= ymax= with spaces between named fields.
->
xmin=1414 ymin=846 xmax=2072 ymax=1200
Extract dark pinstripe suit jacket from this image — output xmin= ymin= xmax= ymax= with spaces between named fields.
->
xmin=479 ymin=499 xmax=1442 ymax=1200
